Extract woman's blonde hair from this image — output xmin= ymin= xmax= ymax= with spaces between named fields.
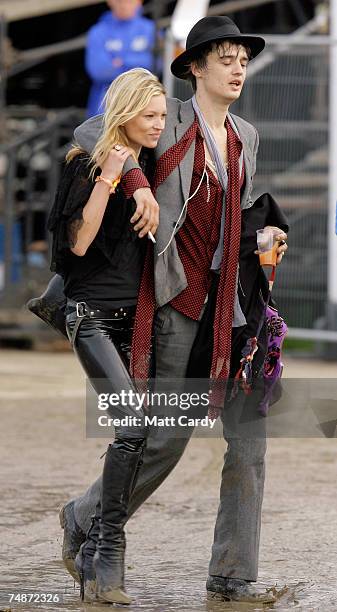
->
xmin=66 ymin=68 xmax=165 ymax=176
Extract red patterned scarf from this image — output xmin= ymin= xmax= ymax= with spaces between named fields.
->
xmin=208 ymin=119 xmax=242 ymax=417
xmin=130 ymin=120 xmax=199 ymax=381
xmin=130 ymin=117 xmax=242 ymax=416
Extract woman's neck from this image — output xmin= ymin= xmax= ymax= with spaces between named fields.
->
xmin=128 ymin=141 xmax=141 ymax=159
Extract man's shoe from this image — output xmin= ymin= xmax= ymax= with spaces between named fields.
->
xmin=206 ymin=576 xmax=276 ymax=604
xmin=59 ymin=500 xmax=86 ymax=583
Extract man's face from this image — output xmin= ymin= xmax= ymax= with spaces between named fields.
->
xmin=107 ymin=0 xmax=141 ymax=20
xmin=192 ymin=42 xmax=249 ymax=105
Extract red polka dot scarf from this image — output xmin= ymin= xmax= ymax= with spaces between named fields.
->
xmin=131 ymin=117 xmax=243 ymax=416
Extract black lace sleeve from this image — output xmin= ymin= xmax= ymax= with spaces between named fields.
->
xmin=47 ymin=154 xmax=95 ymax=274
xmin=139 ymin=147 xmax=156 ymax=184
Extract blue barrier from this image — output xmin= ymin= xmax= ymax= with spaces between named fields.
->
xmin=0 ymin=222 xmax=23 ymax=287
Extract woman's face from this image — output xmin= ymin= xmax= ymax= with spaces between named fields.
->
xmin=123 ymin=94 xmax=167 ymax=152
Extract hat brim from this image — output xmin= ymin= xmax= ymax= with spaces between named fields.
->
xmin=171 ymin=34 xmax=265 ymax=79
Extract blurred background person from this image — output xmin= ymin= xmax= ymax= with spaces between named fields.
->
xmin=85 ymin=0 xmax=156 ymax=117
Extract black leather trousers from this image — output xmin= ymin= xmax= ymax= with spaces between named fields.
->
xmin=66 ymin=305 xmax=147 ymax=441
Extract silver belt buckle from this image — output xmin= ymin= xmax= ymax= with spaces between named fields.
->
xmin=76 ymin=302 xmax=87 ymax=318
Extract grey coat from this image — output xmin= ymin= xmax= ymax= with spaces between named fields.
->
xmin=74 ymin=97 xmax=259 ymax=307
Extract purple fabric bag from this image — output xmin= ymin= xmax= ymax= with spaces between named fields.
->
xmin=231 ymin=303 xmax=288 ymax=416
xmin=258 ymin=305 xmax=288 ymax=416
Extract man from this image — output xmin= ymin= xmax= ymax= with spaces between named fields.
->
xmin=60 ymin=16 xmax=288 ymax=603
xmin=85 ymin=0 xmax=156 ymax=117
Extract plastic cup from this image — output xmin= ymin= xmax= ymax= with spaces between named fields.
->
xmin=256 ymin=228 xmax=279 ymax=266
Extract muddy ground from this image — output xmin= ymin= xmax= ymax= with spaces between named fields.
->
xmin=0 ymin=349 xmax=336 ymax=612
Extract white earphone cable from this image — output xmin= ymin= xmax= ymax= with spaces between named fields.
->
xmin=157 ymin=160 xmax=207 ymax=257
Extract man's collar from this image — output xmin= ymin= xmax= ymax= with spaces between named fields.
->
xmin=178 ymin=98 xmax=196 ymax=126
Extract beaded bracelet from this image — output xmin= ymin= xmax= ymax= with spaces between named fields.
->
xmin=95 ymin=174 xmax=121 ymax=194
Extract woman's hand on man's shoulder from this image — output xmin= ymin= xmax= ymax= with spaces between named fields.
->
xmin=101 ymin=146 xmax=135 ymax=180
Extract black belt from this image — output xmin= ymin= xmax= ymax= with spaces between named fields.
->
xmin=66 ymin=300 xmax=135 ymax=347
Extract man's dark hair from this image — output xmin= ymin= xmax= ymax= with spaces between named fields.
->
xmin=184 ymin=39 xmax=252 ymax=92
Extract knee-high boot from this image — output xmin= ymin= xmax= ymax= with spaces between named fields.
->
xmin=84 ymin=439 xmax=144 ymax=604
xmin=75 ymin=510 xmax=100 ymax=601
xmin=75 ymin=438 xmax=144 ymax=603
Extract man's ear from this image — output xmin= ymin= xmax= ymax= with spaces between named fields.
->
xmin=190 ymin=61 xmax=203 ymax=80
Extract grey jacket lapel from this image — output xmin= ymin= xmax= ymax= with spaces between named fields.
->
xmin=229 ymin=113 xmax=254 ymax=209
xmin=174 ymin=106 xmax=255 ymax=212
xmin=175 ymin=100 xmax=196 ymax=204
xmin=239 ymin=128 xmax=253 ymax=208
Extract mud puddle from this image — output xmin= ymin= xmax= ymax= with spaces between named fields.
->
xmin=1 ymin=351 xmax=337 ymax=611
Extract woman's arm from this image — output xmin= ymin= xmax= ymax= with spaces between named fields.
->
xmin=70 ymin=146 xmax=132 ymax=256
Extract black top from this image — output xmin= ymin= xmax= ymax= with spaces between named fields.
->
xmin=47 ymin=153 xmax=151 ymax=309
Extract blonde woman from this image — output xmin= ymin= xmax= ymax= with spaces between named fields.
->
xmin=47 ymin=68 xmax=166 ymax=604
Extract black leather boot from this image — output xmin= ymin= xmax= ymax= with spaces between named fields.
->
xmin=94 ymin=439 xmax=145 ymax=605
xmin=75 ymin=510 xmax=101 ymax=602
xmin=59 ymin=500 xmax=86 ymax=583
xmin=26 ymin=274 xmax=67 ymax=337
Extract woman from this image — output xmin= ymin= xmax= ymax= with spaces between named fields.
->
xmin=47 ymin=68 xmax=166 ymax=605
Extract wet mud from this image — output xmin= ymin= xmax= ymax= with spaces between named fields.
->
xmin=0 ymin=350 xmax=336 ymax=611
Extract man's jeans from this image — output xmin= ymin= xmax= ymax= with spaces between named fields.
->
xmin=72 ymin=304 xmax=266 ymax=581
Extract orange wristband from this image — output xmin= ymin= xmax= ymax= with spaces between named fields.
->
xmin=95 ymin=174 xmax=121 ymax=194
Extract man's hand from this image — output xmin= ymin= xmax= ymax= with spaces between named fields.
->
xmin=272 ymin=227 xmax=288 ymax=264
xmin=131 ymin=187 xmax=159 ymax=239
xmin=254 ymin=226 xmax=288 ymax=264
xmin=266 ymin=225 xmax=288 ymax=264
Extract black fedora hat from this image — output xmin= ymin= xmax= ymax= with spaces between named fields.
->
xmin=171 ymin=16 xmax=265 ymax=79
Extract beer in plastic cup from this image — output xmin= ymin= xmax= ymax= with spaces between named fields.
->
xmin=256 ymin=228 xmax=278 ymax=266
